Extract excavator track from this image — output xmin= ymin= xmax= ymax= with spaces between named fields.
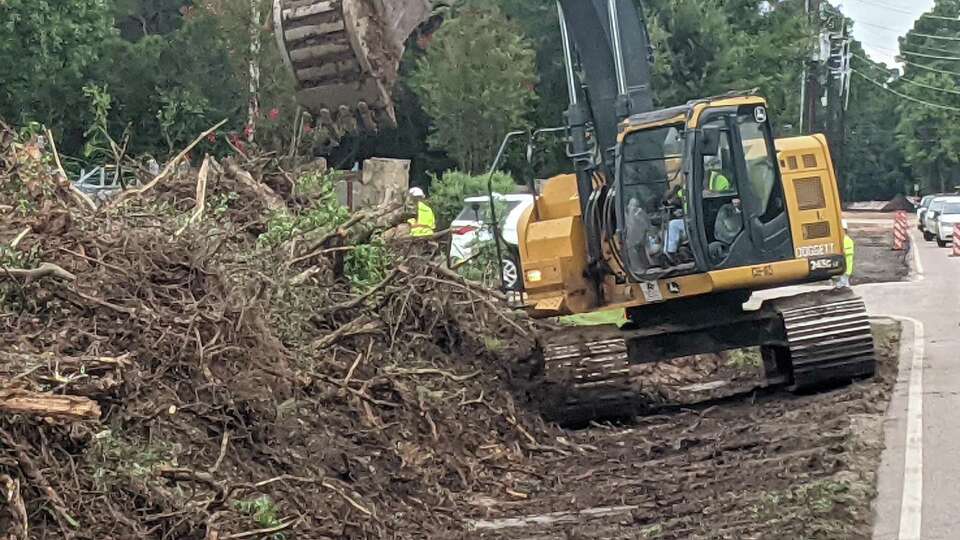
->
xmin=540 ymin=330 xmax=638 ymax=424
xmin=273 ymin=0 xmax=434 ymax=134
xmin=537 ymin=289 xmax=877 ymax=425
xmin=776 ymin=291 xmax=876 ymax=390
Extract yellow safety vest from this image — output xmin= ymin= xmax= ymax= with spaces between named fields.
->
xmin=843 ymin=234 xmax=855 ymax=276
xmin=410 ymin=201 xmax=436 ymax=237
xmin=709 ymin=171 xmax=731 ymax=192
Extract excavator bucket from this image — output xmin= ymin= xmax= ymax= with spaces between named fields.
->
xmin=273 ymin=0 xmax=434 ymax=135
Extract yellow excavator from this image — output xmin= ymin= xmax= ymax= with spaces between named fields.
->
xmin=507 ymin=2 xmax=874 ymax=423
xmin=275 ymin=0 xmax=875 ymax=424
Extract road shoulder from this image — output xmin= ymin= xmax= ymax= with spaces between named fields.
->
xmin=871 ymin=316 xmax=919 ymax=540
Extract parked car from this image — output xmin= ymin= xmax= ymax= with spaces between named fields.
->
xmin=922 ymin=195 xmax=960 ymax=244
xmin=917 ymin=194 xmax=937 ymax=234
xmin=449 ymin=193 xmax=534 ymax=291
xmin=930 ymin=196 xmax=960 ymax=247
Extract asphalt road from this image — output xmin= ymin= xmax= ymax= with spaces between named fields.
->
xmin=865 ymin=230 xmax=960 ymax=540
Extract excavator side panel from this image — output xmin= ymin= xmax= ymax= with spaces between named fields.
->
xmin=518 ymin=174 xmax=595 ymax=315
xmin=777 ymin=135 xmax=847 ymax=278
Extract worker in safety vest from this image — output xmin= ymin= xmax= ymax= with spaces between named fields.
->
xmin=709 ymin=170 xmax=732 ymax=192
xmin=835 ymin=219 xmax=855 ymax=288
xmin=705 ymin=154 xmax=733 ymax=193
xmin=407 ymin=187 xmax=436 ymax=237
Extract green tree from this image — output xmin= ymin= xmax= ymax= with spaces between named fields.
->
xmin=0 ymin=0 xmax=115 ymax=149
xmin=428 ymin=170 xmax=516 ymax=228
xmin=644 ymin=0 xmax=810 ymax=128
xmin=842 ymin=47 xmax=911 ymax=200
xmin=410 ymin=6 xmax=538 ymax=174
xmin=893 ymin=0 xmax=960 ymax=194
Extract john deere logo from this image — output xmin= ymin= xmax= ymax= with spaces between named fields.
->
xmin=754 ymin=107 xmax=767 ymax=123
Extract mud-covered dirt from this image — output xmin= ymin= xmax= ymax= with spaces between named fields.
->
xmin=467 ymin=320 xmax=901 ymax=539
xmin=848 ymin=221 xmax=910 ymax=285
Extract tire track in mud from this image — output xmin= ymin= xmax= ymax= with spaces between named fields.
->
xmin=467 ymin=320 xmax=901 ymax=539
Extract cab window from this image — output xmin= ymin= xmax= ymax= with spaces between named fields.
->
xmin=701 ymin=118 xmax=738 ymax=197
xmin=737 ymin=109 xmax=785 ymax=223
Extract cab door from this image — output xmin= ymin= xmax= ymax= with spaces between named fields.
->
xmin=693 ymin=105 xmax=794 ymax=270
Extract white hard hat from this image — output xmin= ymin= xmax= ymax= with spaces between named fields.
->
xmin=408 ymin=187 xmax=425 ymax=198
xmin=841 ymin=219 xmax=849 ymax=229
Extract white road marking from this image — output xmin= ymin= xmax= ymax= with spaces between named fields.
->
xmin=893 ymin=316 xmax=925 ymax=540
xmin=911 ymin=232 xmax=925 ymax=282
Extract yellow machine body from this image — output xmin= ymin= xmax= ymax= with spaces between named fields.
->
xmin=518 ymin=96 xmax=846 ymax=317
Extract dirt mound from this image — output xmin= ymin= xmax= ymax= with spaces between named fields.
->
xmin=0 ymin=125 xmax=556 ymax=538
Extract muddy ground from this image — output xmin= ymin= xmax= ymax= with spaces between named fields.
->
xmin=1 ymin=130 xmax=909 ymax=539
xmin=465 ymin=320 xmax=901 ymax=539
xmin=847 ymin=221 xmax=911 ymax=285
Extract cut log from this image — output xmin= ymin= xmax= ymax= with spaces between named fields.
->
xmin=0 ymin=389 xmax=100 ymax=420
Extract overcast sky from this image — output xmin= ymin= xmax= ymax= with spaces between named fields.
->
xmin=838 ymin=0 xmax=936 ymax=66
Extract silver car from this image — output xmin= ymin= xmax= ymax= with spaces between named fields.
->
xmin=930 ymin=196 xmax=960 ymax=247
xmin=917 ymin=194 xmax=937 ymax=235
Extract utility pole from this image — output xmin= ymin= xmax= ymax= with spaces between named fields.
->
xmin=800 ymin=0 xmax=822 ymax=135
xmin=825 ymin=16 xmax=851 ymax=197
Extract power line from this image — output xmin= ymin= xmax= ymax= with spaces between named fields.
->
xmin=852 ymin=48 xmax=960 ymax=78
xmin=904 ymin=40 xmax=960 ymax=56
xmin=853 ymin=55 xmax=960 ymax=95
xmin=853 ymin=19 xmax=908 ymax=34
xmin=844 ymin=0 xmax=913 ymax=15
xmin=910 ymin=32 xmax=960 ymax=42
xmin=901 ymin=49 xmax=960 ymax=61
xmin=920 ymin=14 xmax=960 ymax=22
xmin=902 ymin=58 xmax=960 ymax=77
xmin=852 ymin=68 xmax=960 ymax=111
xmin=860 ymin=41 xmax=898 ymax=54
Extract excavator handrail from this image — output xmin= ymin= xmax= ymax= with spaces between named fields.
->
xmin=486 ymin=131 xmax=527 ymax=293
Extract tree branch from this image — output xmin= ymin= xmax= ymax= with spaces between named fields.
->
xmin=1 ymin=262 xmax=75 ymax=282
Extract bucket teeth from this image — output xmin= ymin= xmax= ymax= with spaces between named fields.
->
xmin=357 ymin=101 xmax=379 ymax=132
xmin=274 ymin=0 xmax=432 ymax=146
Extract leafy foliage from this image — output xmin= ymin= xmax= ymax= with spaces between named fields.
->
xmin=0 ymin=0 xmax=115 ymax=149
xmin=0 ymin=0 xmax=935 ymax=200
xmin=427 ymin=170 xmax=516 ymax=228
xmin=258 ymin=172 xmax=350 ymax=249
xmin=344 ymin=239 xmax=391 ymax=291
xmin=410 ymin=6 xmax=538 ymax=174
xmin=233 ymin=496 xmax=285 ymax=539
xmin=892 ymin=0 xmax=960 ymax=194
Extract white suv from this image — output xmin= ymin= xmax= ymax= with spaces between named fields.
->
xmin=449 ymin=193 xmax=534 ymax=290
xmin=928 ymin=196 xmax=960 ymax=247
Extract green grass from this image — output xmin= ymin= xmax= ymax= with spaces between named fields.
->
xmin=751 ymin=478 xmax=868 ymax=538
xmin=558 ymin=309 xmax=628 ymax=327
xmin=724 ymin=348 xmax=763 ymax=370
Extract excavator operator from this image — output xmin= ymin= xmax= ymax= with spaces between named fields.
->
xmin=663 ymin=180 xmax=687 ymax=263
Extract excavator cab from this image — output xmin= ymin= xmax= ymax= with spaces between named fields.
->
xmin=615 ymin=97 xmax=795 ymax=282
